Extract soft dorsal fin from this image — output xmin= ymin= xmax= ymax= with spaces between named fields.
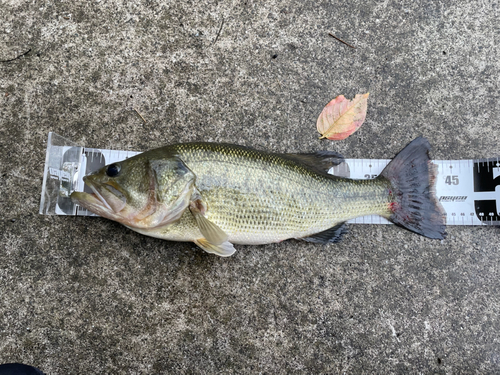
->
xmin=282 ymin=151 xmax=349 ymax=177
xmin=300 ymin=222 xmax=348 ymax=244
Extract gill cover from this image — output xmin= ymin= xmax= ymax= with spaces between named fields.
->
xmin=134 ymin=157 xmax=196 ymax=228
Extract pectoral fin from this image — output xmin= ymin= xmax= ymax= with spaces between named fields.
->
xmin=189 ymin=198 xmax=228 ymax=245
xmin=192 ymin=211 xmax=228 ymax=245
xmin=189 ymin=193 xmax=235 ymax=256
xmin=194 ymin=238 xmax=236 ymax=257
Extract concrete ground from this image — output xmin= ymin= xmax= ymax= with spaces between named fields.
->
xmin=1 ymin=0 xmax=499 ymax=373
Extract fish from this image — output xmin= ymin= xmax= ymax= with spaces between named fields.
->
xmin=70 ymin=137 xmax=446 ymax=257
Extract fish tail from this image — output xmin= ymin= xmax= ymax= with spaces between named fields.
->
xmin=380 ymin=137 xmax=446 ymax=239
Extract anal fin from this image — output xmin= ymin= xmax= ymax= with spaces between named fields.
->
xmin=195 ymin=238 xmax=236 ymax=257
xmin=300 ymin=222 xmax=348 ymax=244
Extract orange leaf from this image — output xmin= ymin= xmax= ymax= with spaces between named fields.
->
xmin=317 ymin=93 xmax=369 ymax=140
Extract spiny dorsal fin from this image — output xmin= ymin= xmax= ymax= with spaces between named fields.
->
xmin=300 ymin=222 xmax=348 ymax=244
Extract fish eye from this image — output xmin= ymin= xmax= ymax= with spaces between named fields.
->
xmin=106 ymin=163 xmax=121 ymax=177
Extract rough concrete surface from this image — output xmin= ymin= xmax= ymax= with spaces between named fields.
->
xmin=1 ymin=0 xmax=499 ymax=373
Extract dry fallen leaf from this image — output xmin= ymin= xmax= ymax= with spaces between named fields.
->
xmin=317 ymin=93 xmax=369 ymax=140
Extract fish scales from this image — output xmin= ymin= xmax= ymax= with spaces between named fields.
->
xmin=141 ymin=143 xmax=392 ymax=245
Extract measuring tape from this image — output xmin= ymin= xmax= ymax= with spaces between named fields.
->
xmin=39 ymin=132 xmax=500 ymax=226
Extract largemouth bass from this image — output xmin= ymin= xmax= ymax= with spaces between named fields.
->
xmin=70 ymin=137 xmax=446 ymax=256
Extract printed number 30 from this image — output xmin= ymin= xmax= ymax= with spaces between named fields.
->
xmin=445 ymin=175 xmax=459 ymax=185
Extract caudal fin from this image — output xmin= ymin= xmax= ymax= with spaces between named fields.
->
xmin=380 ymin=137 xmax=446 ymax=239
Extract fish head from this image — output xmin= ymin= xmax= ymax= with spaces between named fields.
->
xmin=71 ymin=152 xmax=196 ymax=228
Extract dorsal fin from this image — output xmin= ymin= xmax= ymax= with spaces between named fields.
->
xmin=281 ymin=151 xmax=349 ymax=177
xmin=300 ymin=222 xmax=348 ymax=244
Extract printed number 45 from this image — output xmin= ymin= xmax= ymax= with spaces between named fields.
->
xmin=445 ymin=175 xmax=459 ymax=185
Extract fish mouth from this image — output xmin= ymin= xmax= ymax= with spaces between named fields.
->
xmin=70 ymin=190 xmax=108 ymax=214
xmin=86 ymin=179 xmax=113 ymax=211
xmin=70 ymin=176 xmax=127 ymax=216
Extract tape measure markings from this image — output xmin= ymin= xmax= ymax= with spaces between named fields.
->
xmin=38 ymin=133 xmax=500 ymax=226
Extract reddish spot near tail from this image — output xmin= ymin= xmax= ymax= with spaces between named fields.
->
xmin=389 ymin=202 xmax=412 ymax=222
xmin=389 ymin=202 xmax=399 ymax=212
